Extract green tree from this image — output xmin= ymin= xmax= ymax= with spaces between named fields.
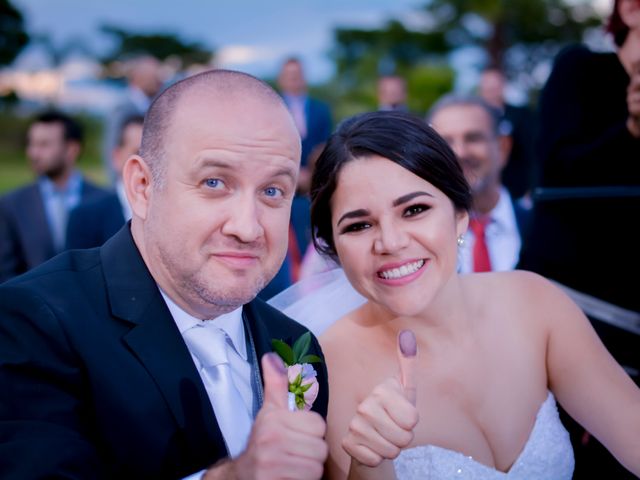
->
xmin=0 ymin=0 xmax=29 ymax=66
xmin=100 ymin=24 xmax=213 ymax=68
xmin=329 ymin=0 xmax=604 ymax=104
xmin=326 ymin=19 xmax=455 ymax=118
xmin=421 ymin=0 xmax=602 ymax=72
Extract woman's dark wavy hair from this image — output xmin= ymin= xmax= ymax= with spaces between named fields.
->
xmin=606 ymin=0 xmax=630 ymax=47
xmin=310 ymin=110 xmax=471 ymax=260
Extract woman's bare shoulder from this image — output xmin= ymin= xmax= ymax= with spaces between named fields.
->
xmin=463 ymin=270 xmax=563 ymax=302
xmin=319 ymin=307 xmax=364 ymax=355
xmin=461 ymin=270 xmax=579 ymax=331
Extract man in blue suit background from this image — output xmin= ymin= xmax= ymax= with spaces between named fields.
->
xmin=0 ymin=111 xmax=107 ymax=283
xmin=66 ymin=114 xmax=144 ymax=249
xmin=276 ymin=57 xmax=332 ymax=282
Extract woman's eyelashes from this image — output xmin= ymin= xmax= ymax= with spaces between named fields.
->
xmin=339 ymin=204 xmax=431 ymax=234
xmin=340 ymin=221 xmax=371 ymax=234
xmin=403 ymin=203 xmax=430 ymax=217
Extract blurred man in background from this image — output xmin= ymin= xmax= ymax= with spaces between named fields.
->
xmin=0 ymin=111 xmax=107 ymax=282
xmin=428 ymin=94 xmax=531 ymax=273
xmin=478 ymin=68 xmax=536 ymax=203
xmin=276 ymin=57 xmax=332 ymax=284
xmin=377 ymin=74 xmax=408 ymax=112
xmin=277 ymin=57 xmax=332 ymax=196
xmin=103 ymin=55 xmax=164 ymax=183
xmin=67 ymin=114 xmax=144 ymax=249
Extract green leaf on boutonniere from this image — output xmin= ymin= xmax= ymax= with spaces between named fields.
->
xmin=300 ymin=354 xmax=323 ymax=364
xmin=271 ymin=339 xmax=294 ymax=366
xmin=292 ymin=331 xmax=312 ymax=363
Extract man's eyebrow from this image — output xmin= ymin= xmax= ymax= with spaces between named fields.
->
xmin=392 ymin=191 xmax=433 ymax=207
xmin=271 ymin=167 xmax=298 ymax=182
xmin=194 ymin=158 xmax=233 ymax=170
xmin=193 ymin=160 xmax=296 ymax=182
xmin=337 ymin=209 xmax=370 ymax=227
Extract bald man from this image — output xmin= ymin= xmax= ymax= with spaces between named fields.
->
xmin=0 ymin=70 xmax=329 ymax=479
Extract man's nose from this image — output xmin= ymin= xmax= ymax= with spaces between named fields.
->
xmin=220 ymin=194 xmax=264 ymax=243
xmin=449 ymin=138 xmax=469 ymax=160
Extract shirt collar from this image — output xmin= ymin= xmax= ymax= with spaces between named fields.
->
xmin=159 ymin=290 xmax=247 ymax=361
xmin=38 ymin=170 xmax=82 ymax=197
xmin=485 ymin=187 xmax=518 ymax=234
xmin=283 ymin=93 xmax=307 ymax=105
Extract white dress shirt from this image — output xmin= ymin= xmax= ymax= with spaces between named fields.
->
xmin=38 ymin=170 xmax=83 ymax=253
xmin=458 ymin=187 xmax=522 ymax=273
xmin=160 ymin=291 xmax=254 ymax=445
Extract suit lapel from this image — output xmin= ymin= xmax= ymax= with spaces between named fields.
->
xmin=18 ymin=184 xmax=54 ymax=267
xmin=100 ymin=226 xmax=226 ymax=459
xmin=243 ymin=301 xmax=297 ymax=409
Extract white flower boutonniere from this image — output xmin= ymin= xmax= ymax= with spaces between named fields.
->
xmin=271 ymin=332 xmax=322 ymax=411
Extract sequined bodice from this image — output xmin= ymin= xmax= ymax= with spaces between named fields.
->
xmin=393 ymin=392 xmax=574 ymax=479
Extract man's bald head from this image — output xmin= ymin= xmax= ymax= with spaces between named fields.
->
xmin=140 ymin=69 xmax=289 ymax=187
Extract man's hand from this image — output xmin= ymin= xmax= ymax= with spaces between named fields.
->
xmin=205 ymin=353 xmax=327 ymax=480
xmin=343 ymin=330 xmax=419 ymax=469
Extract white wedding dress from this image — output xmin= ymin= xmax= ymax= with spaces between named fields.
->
xmin=393 ymin=391 xmax=574 ymax=479
xmin=269 ymin=268 xmax=575 ymax=479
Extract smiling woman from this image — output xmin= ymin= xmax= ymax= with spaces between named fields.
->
xmin=273 ymin=110 xmax=640 ymax=479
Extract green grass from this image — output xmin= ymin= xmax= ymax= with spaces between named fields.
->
xmin=0 ymin=163 xmax=109 ymax=194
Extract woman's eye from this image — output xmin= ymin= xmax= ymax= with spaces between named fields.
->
xmin=264 ymin=186 xmax=283 ymax=198
xmin=204 ymin=178 xmax=225 ymax=189
xmin=403 ymin=204 xmax=429 ymax=217
xmin=341 ymin=222 xmax=370 ymax=234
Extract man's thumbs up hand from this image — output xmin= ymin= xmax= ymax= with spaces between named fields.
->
xmin=261 ymin=352 xmax=290 ymax=410
xmin=232 ymin=353 xmax=327 ymax=480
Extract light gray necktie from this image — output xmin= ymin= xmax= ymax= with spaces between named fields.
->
xmin=182 ymin=323 xmax=252 ymax=458
xmin=49 ymin=191 xmax=68 ymax=253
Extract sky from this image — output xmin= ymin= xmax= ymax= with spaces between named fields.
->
xmin=11 ymin=0 xmax=428 ymax=83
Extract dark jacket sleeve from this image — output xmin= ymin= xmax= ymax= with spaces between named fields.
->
xmin=0 ymin=198 xmax=24 ymax=284
xmin=0 ymin=284 xmax=105 ymax=479
xmin=536 ymin=44 xmax=640 ymax=187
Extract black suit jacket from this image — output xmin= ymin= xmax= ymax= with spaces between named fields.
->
xmin=66 ymin=192 xmax=126 ymax=249
xmin=518 ymin=45 xmax=640 ymax=312
xmin=0 ymin=178 xmax=107 ymax=282
xmin=0 ymin=225 xmax=329 ymax=479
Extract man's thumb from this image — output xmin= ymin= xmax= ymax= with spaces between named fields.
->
xmin=261 ymin=352 xmax=289 ymax=409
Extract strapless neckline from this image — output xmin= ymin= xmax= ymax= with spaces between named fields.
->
xmin=393 ymin=391 xmax=574 ymax=479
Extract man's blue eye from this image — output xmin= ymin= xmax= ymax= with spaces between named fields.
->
xmin=204 ymin=178 xmax=222 ymax=188
xmin=265 ymin=187 xmax=281 ymax=197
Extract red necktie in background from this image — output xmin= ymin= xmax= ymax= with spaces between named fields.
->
xmin=288 ymin=224 xmax=302 ymax=282
xmin=469 ymin=216 xmax=492 ymax=272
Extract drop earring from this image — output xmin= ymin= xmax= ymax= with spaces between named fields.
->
xmin=457 ymin=235 xmax=465 ymax=247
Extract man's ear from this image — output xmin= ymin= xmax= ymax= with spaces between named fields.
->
xmin=65 ymin=141 xmax=82 ymax=167
xmin=123 ymin=154 xmax=153 ymax=220
xmin=498 ymin=134 xmax=513 ymax=169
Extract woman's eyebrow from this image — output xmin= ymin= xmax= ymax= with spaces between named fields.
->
xmin=392 ymin=191 xmax=433 ymax=207
xmin=337 ymin=209 xmax=370 ymax=227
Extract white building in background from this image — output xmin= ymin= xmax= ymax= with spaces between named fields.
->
xmin=0 ymin=43 xmax=125 ymax=116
